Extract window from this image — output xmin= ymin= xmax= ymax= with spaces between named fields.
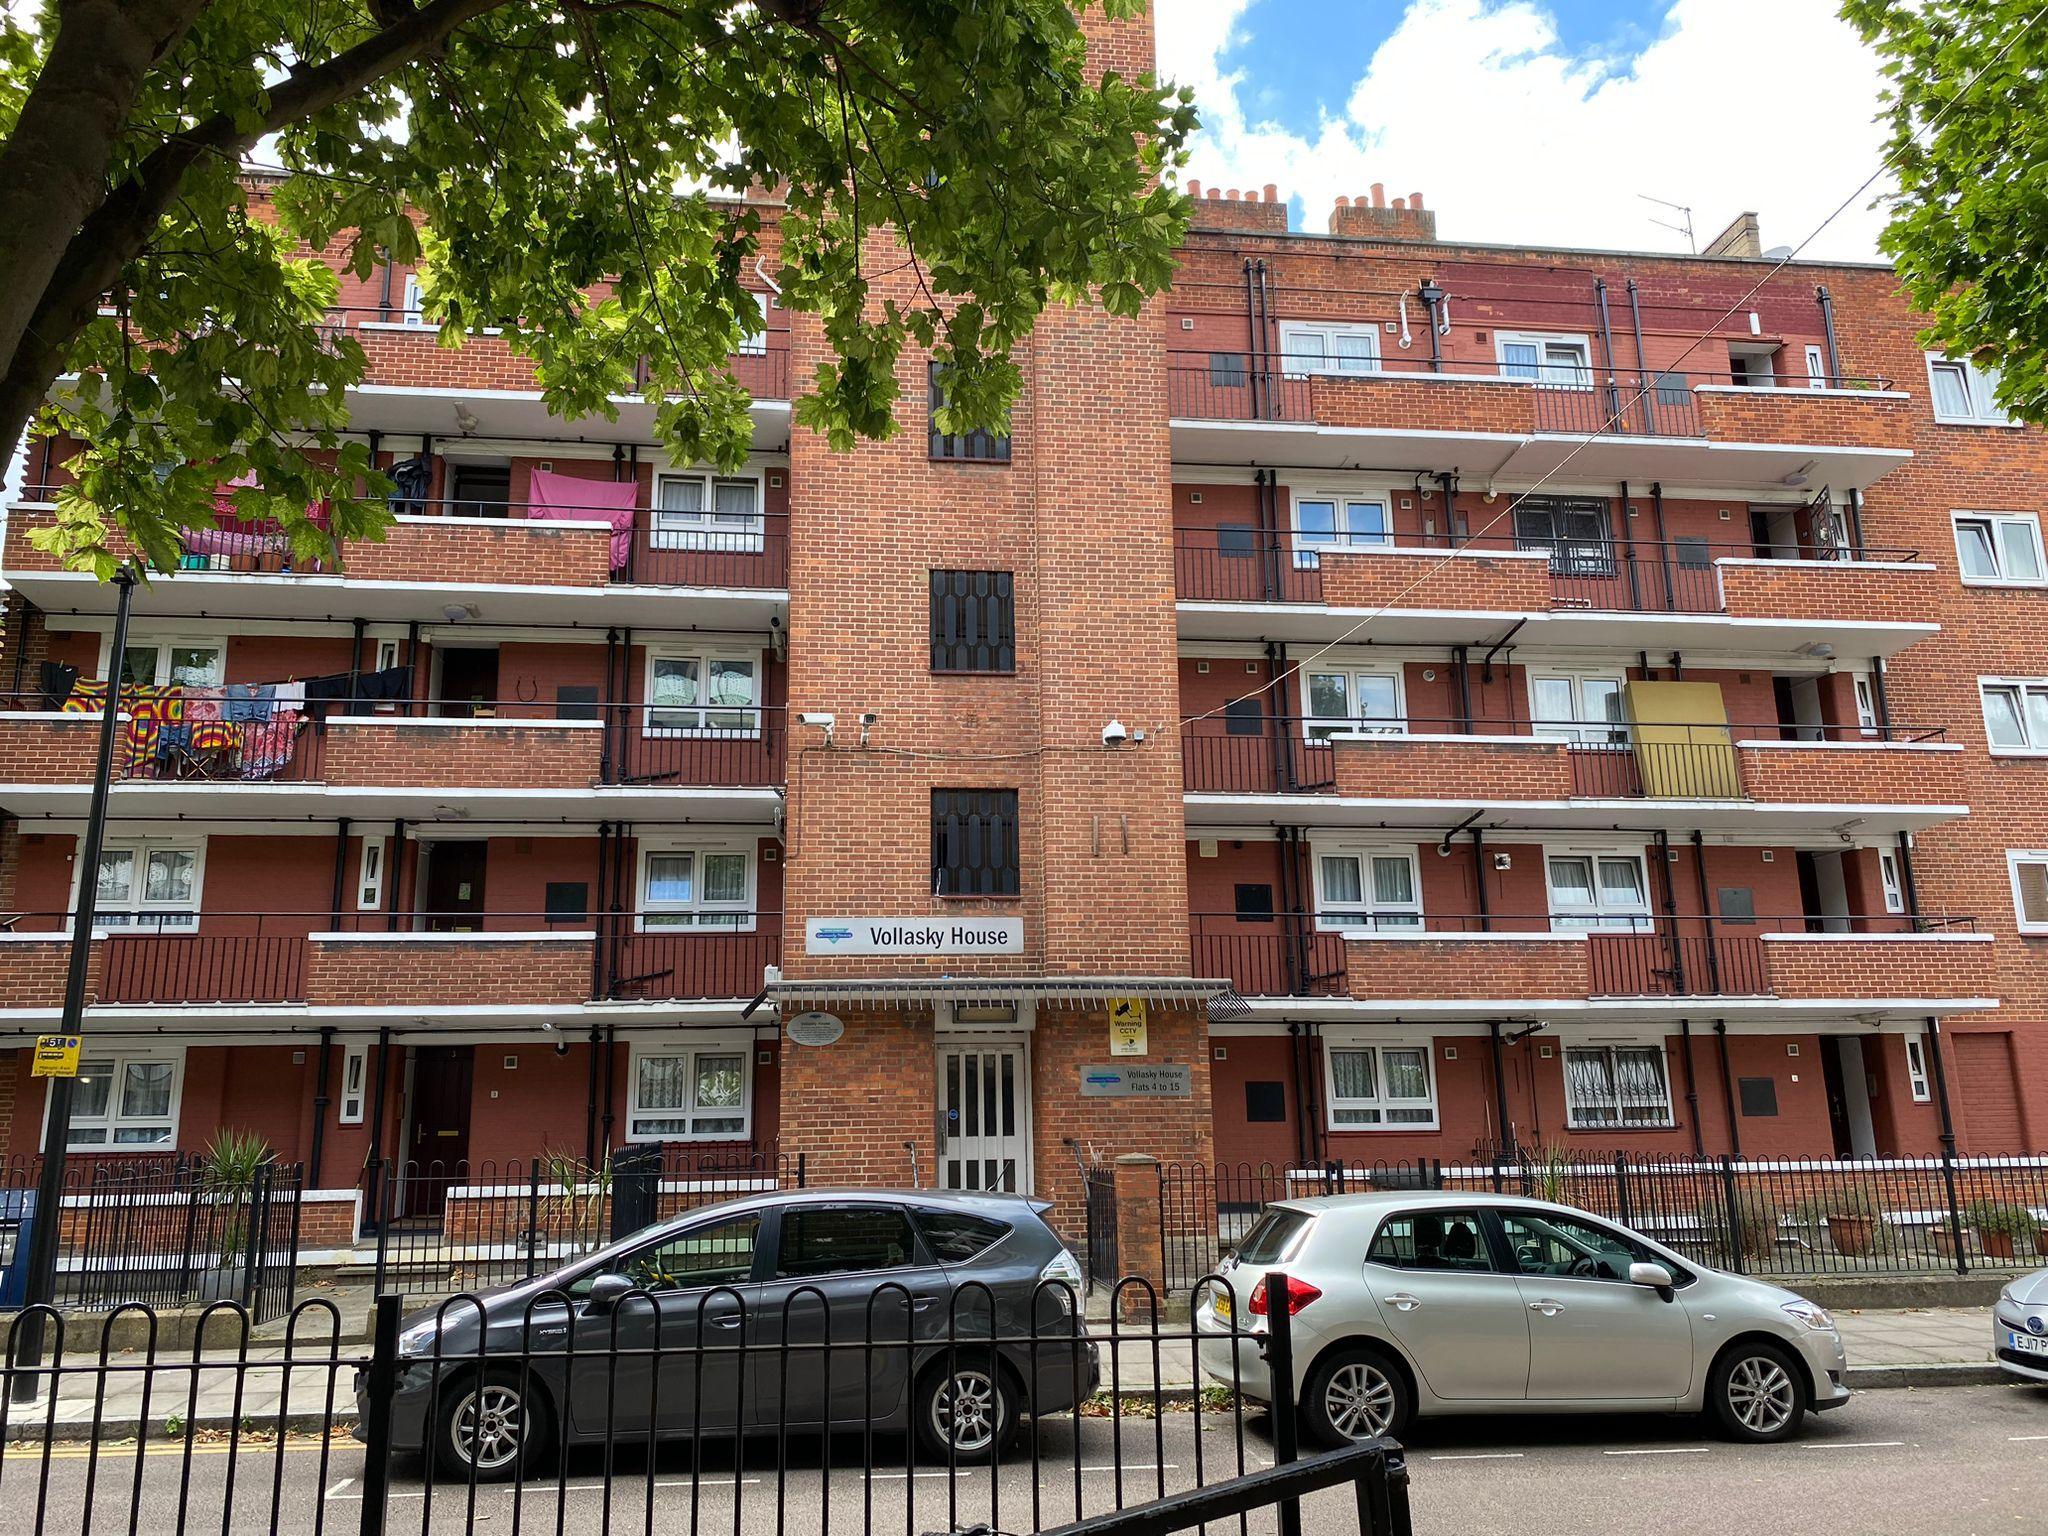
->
xmin=1879 ymin=850 xmax=1906 ymax=915
xmin=1277 ymin=321 xmax=1379 ymax=377
xmin=1233 ymin=883 xmax=1275 ymax=922
xmin=400 ymin=272 xmax=425 ymax=324
xmin=651 ymin=472 xmax=763 ymax=549
xmin=646 ymin=652 xmax=761 ymax=734
xmin=1513 ymin=496 xmax=1612 ymax=576
xmin=1905 ymin=1035 xmax=1933 ymax=1103
xmin=1367 ymin=1209 xmax=1493 ymax=1272
xmin=1326 ymin=1043 xmax=1437 ymax=1128
xmin=912 ymin=1209 xmax=1011 ymax=1262
xmin=1805 ymin=344 xmax=1830 ymax=388
xmin=931 ymin=788 xmax=1020 ymax=897
xmin=1304 ymin=667 xmax=1405 ymax=736
xmin=1728 ymin=347 xmax=1778 ymax=387
xmin=1223 ymin=697 xmax=1264 ymax=736
xmin=1852 ymin=673 xmax=1880 ymax=738
xmin=61 ymin=1051 xmax=180 ymax=1149
xmin=1547 ymin=853 xmax=1651 ymax=930
xmin=1497 ymin=1209 xmax=1666 ymax=1282
xmin=1497 ymin=332 xmax=1591 ymax=386
xmin=1236 ymin=1207 xmax=1312 ymax=1266
xmin=91 ymin=840 xmax=200 ymax=930
xmin=1564 ymin=1044 xmax=1674 ymax=1128
xmin=1208 ymin=352 xmax=1247 ymax=389
xmin=929 ymin=570 xmax=1016 ymax=673
xmin=1291 ymin=491 xmax=1392 ymax=564
xmin=2006 ymin=850 xmax=2048 ymax=934
xmin=928 ymin=362 xmax=1011 ymax=463
xmin=638 ymin=846 xmax=754 ymax=928
xmin=338 ymin=1046 xmax=367 ymax=1124
xmin=1315 ymin=849 xmax=1422 ymax=930
xmin=357 ymin=838 xmax=387 ymax=911
xmin=1927 ymin=354 xmax=2014 ymax=425
xmin=1530 ymin=671 xmax=1627 ymax=744
xmin=776 ymin=1206 xmax=920 ymax=1277
xmin=610 ymin=1214 xmax=761 ymax=1292
xmin=117 ymin=640 xmax=224 ymax=690
xmin=1952 ymin=513 xmax=2045 ymax=586
xmin=627 ymin=1045 xmax=750 ymax=1140
xmin=1980 ymin=678 xmax=2048 ymax=753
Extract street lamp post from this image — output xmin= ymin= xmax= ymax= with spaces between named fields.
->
xmin=8 ymin=565 xmax=137 ymax=1401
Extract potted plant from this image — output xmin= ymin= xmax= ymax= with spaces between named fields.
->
xmin=1797 ymin=1187 xmax=1885 ymax=1257
xmin=197 ymin=1129 xmax=274 ymax=1302
xmin=1965 ymin=1200 xmax=2032 ymax=1262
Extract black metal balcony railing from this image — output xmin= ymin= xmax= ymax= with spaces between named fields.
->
xmin=1 ymin=911 xmax=784 ymax=1005
xmin=1178 ymin=715 xmax=1945 ymax=800
xmin=1170 ymin=528 xmax=1920 ymax=614
xmin=1167 ymin=350 xmax=1893 ymax=436
xmin=1189 ymin=910 xmax=1976 ymax=1002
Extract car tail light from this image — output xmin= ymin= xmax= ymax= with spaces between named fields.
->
xmin=1247 ymin=1275 xmax=1321 ymax=1317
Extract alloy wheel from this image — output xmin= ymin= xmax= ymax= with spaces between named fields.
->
xmin=453 ymin=1384 xmax=526 ymax=1470
xmin=1726 ymin=1355 xmax=1797 ymax=1435
xmin=1323 ymin=1361 xmax=1398 ymax=1439
xmin=933 ymin=1368 xmax=1001 ymax=1453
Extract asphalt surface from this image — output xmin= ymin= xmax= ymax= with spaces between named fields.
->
xmin=3 ymin=1382 xmax=2044 ymax=1535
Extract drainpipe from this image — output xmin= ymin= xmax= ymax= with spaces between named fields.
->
xmin=609 ymin=819 xmax=632 ymax=997
xmin=1650 ymin=482 xmax=1676 ymax=611
xmin=1471 ymin=827 xmax=1491 ymax=933
xmin=1618 ymin=482 xmax=1642 ymax=610
xmin=348 ymin=617 xmax=366 ymax=704
xmin=1626 ymin=278 xmax=1654 ymax=432
xmin=600 ymin=1022 xmax=619 ymax=1158
xmin=1257 ymin=261 xmax=1278 ymax=417
xmin=308 ymin=1026 xmax=336 ymax=1188
xmin=1815 ymin=285 xmax=1841 ymax=387
xmin=1593 ymin=278 xmax=1621 ymax=428
xmin=1845 ymin=488 xmax=1867 ymax=557
xmin=1420 ymin=280 xmax=1445 ymax=374
xmin=1679 ymin=1019 xmax=1705 ymax=1157
xmin=1242 ymin=260 xmax=1263 ymax=421
xmin=1276 ymin=825 xmax=1305 ymax=996
xmin=1895 ymin=832 xmax=1922 ymax=919
xmin=583 ymin=1024 xmax=603 ymax=1166
xmin=365 ymin=1025 xmax=394 ymax=1227
xmin=1654 ymin=829 xmax=1688 ymax=993
xmin=1268 ymin=641 xmax=1297 ymax=792
xmin=591 ymin=821 xmax=612 ymax=999
xmin=329 ymin=818 xmax=352 ymax=926
xmin=1257 ymin=469 xmax=1281 ymax=603
xmin=1451 ymin=644 xmax=1472 ymax=731
xmin=377 ymin=254 xmax=395 ymax=322
xmin=1286 ymin=1023 xmax=1311 ymax=1169
xmin=1689 ymin=829 xmax=1722 ymax=994
xmin=1487 ymin=1020 xmax=1514 ymax=1169
xmin=600 ymin=629 xmax=620 ymax=782
xmin=1436 ymin=471 xmax=1458 ymax=545
xmin=404 ymin=620 xmax=421 ymax=718
xmin=1713 ymin=1020 xmax=1743 ymax=1159
xmin=616 ymin=626 xmax=634 ymax=783
xmin=1924 ymin=1017 xmax=1966 ymax=1267
xmin=1870 ymin=656 xmax=1894 ymax=734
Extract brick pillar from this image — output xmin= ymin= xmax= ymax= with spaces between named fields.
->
xmin=1111 ymin=1152 xmax=1163 ymax=1321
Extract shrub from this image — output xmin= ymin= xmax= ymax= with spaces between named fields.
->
xmin=1965 ymin=1200 xmax=2033 ymax=1236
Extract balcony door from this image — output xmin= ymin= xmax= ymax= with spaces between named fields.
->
xmin=936 ymin=1040 xmax=1031 ymax=1194
xmin=422 ymin=841 xmax=488 ymax=932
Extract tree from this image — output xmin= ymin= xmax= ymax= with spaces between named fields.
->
xmin=1846 ymin=0 xmax=2048 ymax=422
xmin=0 ymin=0 xmax=1193 ymax=575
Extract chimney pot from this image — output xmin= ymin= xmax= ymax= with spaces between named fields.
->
xmin=1391 ymin=197 xmax=1406 ymax=211
xmin=1335 ymin=195 xmax=1350 ymax=210
xmin=1226 ymin=188 xmax=1240 ymax=200
xmin=1409 ymin=190 xmax=1425 ymax=211
xmin=1187 ymin=179 xmax=1202 ymax=197
xmin=1206 ymin=187 xmax=1221 ymax=200
xmin=1263 ymin=183 xmax=1279 ymax=203
xmin=1371 ymin=183 xmax=1386 ymax=208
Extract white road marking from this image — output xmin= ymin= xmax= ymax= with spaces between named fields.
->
xmin=1602 ymin=1447 xmax=1710 ymax=1456
xmin=1802 ymin=1440 xmax=1905 ymax=1450
xmin=323 ymin=1477 xmax=354 ymax=1498
xmin=2008 ymin=1434 xmax=2048 ymax=1442
xmin=1429 ymin=1452 xmax=1527 ymax=1461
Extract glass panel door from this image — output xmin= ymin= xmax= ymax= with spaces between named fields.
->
xmin=936 ymin=1042 xmax=1027 ymax=1193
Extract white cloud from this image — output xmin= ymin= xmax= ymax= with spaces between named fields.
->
xmin=1153 ymin=0 xmax=1893 ymax=260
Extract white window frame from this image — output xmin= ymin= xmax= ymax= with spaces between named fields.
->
xmin=1528 ymin=669 xmax=1629 ymax=744
xmin=650 ymin=469 xmax=764 ymax=550
xmin=1852 ymin=672 xmax=1879 ymax=738
xmin=1804 ymin=344 xmax=1829 ymax=388
xmin=643 ymin=649 xmax=764 ymax=737
xmin=1562 ymin=1043 xmax=1675 ymax=1129
xmin=1904 ymin=1035 xmax=1932 ymax=1104
xmin=1301 ymin=664 xmax=1407 ymax=737
xmin=79 ymin=837 xmax=204 ymax=932
xmin=1276 ymin=321 xmax=1381 ymax=378
xmin=1288 ymin=486 xmax=1395 ymax=563
xmin=1323 ymin=1039 xmax=1438 ymax=1130
xmin=1926 ymin=353 xmax=2015 ymax=426
xmin=1878 ymin=849 xmax=1905 ymax=915
xmin=635 ymin=840 xmax=757 ymax=931
xmin=1544 ymin=849 xmax=1653 ymax=931
xmin=48 ymin=1046 xmax=184 ymax=1151
xmin=1979 ymin=676 xmax=2048 ymax=755
xmin=338 ymin=1045 xmax=368 ymax=1124
xmin=1311 ymin=843 xmax=1424 ymax=932
xmin=1496 ymin=331 xmax=1592 ymax=387
xmin=1951 ymin=511 xmax=2046 ymax=587
xmin=625 ymin=1038 xmax=754 ymax=1143
xmin=2006 ymin=849 xmax=2048 ymax=935
xmin=104 ymin=636 xmax=227 ymax=689
xmin=399 ymin=272 xmax=425 ymax=324
xmin=357 ymin=838 xmax=388 ymax=911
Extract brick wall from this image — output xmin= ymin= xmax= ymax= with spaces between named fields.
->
xmin=1329 ymin=735 xmax=1574 ymax=800
xmin=1763 ymin=935 xmax=1998 ymax=1003
xmin=776 ymin=1007 xmax=935 ymax=1185
xmin=0 ymin=936 xmax=98 ymax=1008
xmin=1735 ymin=741 xmax=1966 ymax=806
xmin=1693 ymin=385 xmax=1910 ymax=449
xmin=1317 ymin=545 xmax=1551 ymax=611
xmin=340 ymin=517 xmax=613 ymax=586
xmin=0 ymin=714 xmax=103 ymax=781
xmin=1718 ymin=559 xmax=1936 ymax=625
xmin=322 ymin=720 xmax=603 ymax=789
xmin=302 ymin=936 xmax=592 ymax=1007
xmin=1344 ymin=936 xmax=1588 ymax=1001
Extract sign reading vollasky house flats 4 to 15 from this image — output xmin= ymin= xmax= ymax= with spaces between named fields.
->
xmin=803 ymin=918 xmax=1024 ymax=956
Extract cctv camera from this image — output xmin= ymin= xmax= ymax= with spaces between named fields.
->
xmin=797 ymin=712 xmax=836 ymax=728
xmin=1102 ymin=718 xmax=1129 ymax=747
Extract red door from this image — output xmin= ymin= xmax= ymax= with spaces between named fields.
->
xmin=405 ymin=1046 xmax=475 ymax=1217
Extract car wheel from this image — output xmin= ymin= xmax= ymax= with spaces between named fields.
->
xmin=434 ymin=1370 xmax=551 ymax=1482
xmin=915 ymin=1355 xmax=1019 ymax=1465
xmin=1300 ymin=1345 xmax=1411 ymax=1447
xmin=1708 ymin=1342 xmax=1806 ymax=1443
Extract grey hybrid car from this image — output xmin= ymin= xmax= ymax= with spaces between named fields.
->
xmin=358 ymin=1189 xmax=1096 ymax=1479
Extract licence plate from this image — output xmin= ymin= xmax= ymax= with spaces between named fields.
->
xmin=2009 ymin=1330 xmax=2048 ymax=1357
xmin=1213 ymin=1291 xmax=1232 ymax=1323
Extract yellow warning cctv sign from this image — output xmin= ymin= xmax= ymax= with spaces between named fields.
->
xmin=1108 ymin=998 xmax=1147 ymax=1058
xmin=31 ymin=1034 xmax=81 ymax=1078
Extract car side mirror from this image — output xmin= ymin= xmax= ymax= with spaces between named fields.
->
xmin=584 ymin=1272 xmax=636 ymax=1315
xmin=1629 ymin=1261 xmax=1675 ymax=1301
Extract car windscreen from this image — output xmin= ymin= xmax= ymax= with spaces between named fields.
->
xmin=1234 ymin=1207 xmax=1312 ymax=1265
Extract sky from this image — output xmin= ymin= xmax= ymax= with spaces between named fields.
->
xmin=1152 ymin=0 xmax=1895 ymax=260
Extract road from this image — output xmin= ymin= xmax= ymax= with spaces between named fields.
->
xmin=3 ymin=1383 xmax=2044 ymax=1535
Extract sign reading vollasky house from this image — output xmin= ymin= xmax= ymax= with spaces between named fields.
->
xmin=804 ymin=917 xmax=1024 ymax=956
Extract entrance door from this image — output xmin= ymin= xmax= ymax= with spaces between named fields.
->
xmin=434 ymin=646 xmax=499 ymax=717
xmin=406 ymin=1045 xmax=474 ymax=1215
xmin=422 ymin=842 xmax=487 ymax=931
xmin=936 ymin=1041 xmax=1029 ymax=1192
xmin=1822 ymin=1037 xmax=1877 ymax=1158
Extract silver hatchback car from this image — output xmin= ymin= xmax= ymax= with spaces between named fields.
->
xmin=1196 ymin=1192 xmax=1849 ymax=1444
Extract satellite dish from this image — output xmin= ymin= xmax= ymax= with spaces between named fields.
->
xmin=1763 ymin=245 xmax=1794 ymax=259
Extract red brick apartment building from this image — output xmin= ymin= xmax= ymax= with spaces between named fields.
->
xmin=0 ymin=7 xmax=2043 ymax=1243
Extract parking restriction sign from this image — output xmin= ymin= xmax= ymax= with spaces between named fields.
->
xmin=32 ymin=1034 xmax=81 ymax=1078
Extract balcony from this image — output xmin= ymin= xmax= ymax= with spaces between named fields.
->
xmin=1179 ymin=716 xmax=1966 ymax=836
xmin=1166 ymin=353 xmax=1913 ymax=492
xmin=1 ymin=499 xmax=791 ymax=629
xmin=0 ymin=701 xmax=786 ymax=821
xmin=1171 ymin=529 xmax=1938 ymax=656
xmin=1189 ymin=911 xmax=1996 ymax=1022
xmin=0 ymin=912 xmax=783 ymax=1010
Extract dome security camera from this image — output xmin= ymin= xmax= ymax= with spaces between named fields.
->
xmin=1102 ymin=718 xmax=1129 ymax=747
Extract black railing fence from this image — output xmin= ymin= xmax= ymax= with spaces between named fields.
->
xmin=0 ymin=1278 xmax=1412 ymax=1536
xmin=0 ymin=1156 xmax=303 ymax=1319
xmin=1154 ymin=1153 xmax=2048 ymax=1291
